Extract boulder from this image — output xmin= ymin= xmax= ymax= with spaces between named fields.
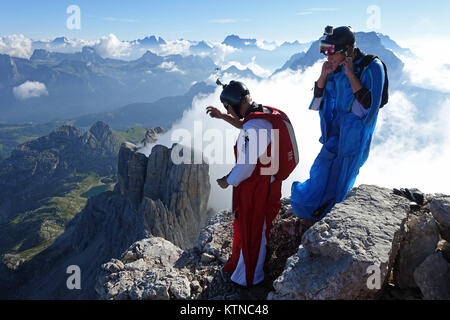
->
xmin=430 ymin=196 xmax=450 ymax=241
xmin=268 ymin=185 xmax=410 ymax=300
xmin=395 ymin=212 xmax=440 ymax=289
xmin=413 ymin=252 xmax=450 ymax=300
xmin=96 ymin=237 xmax=189 ymax=300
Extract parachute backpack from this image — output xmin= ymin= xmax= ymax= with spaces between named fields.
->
xmin=244 ymin=106 xmax=299 ymax=181
xmin=354 ymin=55 xmax=389 ymax=108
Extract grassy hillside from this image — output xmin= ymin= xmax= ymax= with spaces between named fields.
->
xmin=2 ymin=173 xmax=117 ymax=262
xmin=0 ymin=120 xmax=72 ymax=158
xmin=114 ymin=126 xmax=147 ymax=145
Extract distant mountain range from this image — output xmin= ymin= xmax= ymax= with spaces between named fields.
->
xmin=0 ymin=31 xmax=424 ymax=128
xmin=29 ymin=34 xmax=312 ymax=72
xmin=71 ymin=81 xmax=216 ymax=130
xmin=0 ymin=47 xmax=217 ymax=124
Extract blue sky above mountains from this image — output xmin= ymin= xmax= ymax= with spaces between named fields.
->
xmin=1 ymin=0 xmax=448 ymax=45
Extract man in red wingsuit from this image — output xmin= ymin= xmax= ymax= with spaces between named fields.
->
xmin=207 ymin=80 xmax=298 ymax=287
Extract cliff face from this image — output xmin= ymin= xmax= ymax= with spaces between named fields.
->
xmin=118 ymin=142 xmax=212 ymax=248
xmin=1 ymin=142 xmax=212 ymax=299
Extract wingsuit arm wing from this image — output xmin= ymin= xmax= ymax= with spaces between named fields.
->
xmin=361 ymin=59 xmax=385 ymax=109
xmin=359 ymin=58 xmax=385 ymax=124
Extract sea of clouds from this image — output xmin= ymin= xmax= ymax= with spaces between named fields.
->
xmin=140 ymin=42 xmax=450 ymax=211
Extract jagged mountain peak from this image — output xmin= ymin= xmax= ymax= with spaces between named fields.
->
xmin=51 ymin=36 xmax=70 ymax=45
xmin=87 ymin=121 xmax=113 ymax=138
xmin=51 ymin=124 xmax=82 ymax=139
xmin=222 ymin=34 xmax=257 ymax=49
xmin=137 ymin=35 xmax=167 ymax=46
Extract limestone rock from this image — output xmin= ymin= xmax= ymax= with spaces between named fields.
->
xmin=97 ymin=211 xmax=235 ymax=300
xmin=395 ymin=212 xmax=440 ymax=289
xmin=413 ymin=252 xmax=450 ymax=300
xmin=141 ymin=143 xmax=212 ymax=249
xmin=96 ymin=237 xmax=188 ymax=300
xmin=269 ymin=185 xmax=410 ymax=300
xmin=118 ymin=142 xmax=148 ymax=209
xmin=430 ymin=196 xmax=450 ymax=241
xmin=141 ymin=127 xmax=165 ymax=146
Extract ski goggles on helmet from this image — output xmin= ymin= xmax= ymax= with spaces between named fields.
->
xmin=319 ymin=41 xmax=337 ymax=56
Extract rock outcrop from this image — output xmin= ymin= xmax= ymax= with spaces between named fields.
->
xmin=98 ymin=185 xmax=450 ymax=301
xmin=430 ymin=196 xmax=450 ymax=241
xmin=268 ymin=185 xmax=410 ymax=300
xmin=141 ymin=127 xmax=165 ymax=146
xmin=118 ymin=143 xmax=212 ymax=249
xmin=96 ymin=210 xmax=236 ymax=300
xmin=413 ymin=252 xmax=449 ymax=300
xmin=96 ymin=237 xmax=189 ymax=300
xmin=394 ymin=212 xmax=440 ymax=289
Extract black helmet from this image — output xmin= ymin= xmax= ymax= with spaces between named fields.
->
xmin=320 ymin=26 xmax=356 ymax=56
xmin=220 ymin=80 xmax=249 ymax=118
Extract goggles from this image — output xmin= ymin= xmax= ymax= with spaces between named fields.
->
xmin=319 ymin=41 xmax=337 ymax=56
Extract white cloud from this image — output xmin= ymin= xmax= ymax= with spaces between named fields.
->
xmin=255 ymin=40 xmax=278 ymax=51
xmin=297 ymin=7 xmax=338 ymax=15
xmin=93 ymin=34 xmax=131 ymax=58
xmin=221 ymin=57 xmax=271 ymax=78
xmin=400 ymin=37 xmax=450 ymax=93
xmin=158 ymin=61 xmax=184 ymax=73
xmin=13 ymin=81 xmax=49 ymax=100
xmin=158 ymin=39 xmax=192 ymax=56
xmin=209 ymin=18 xmax=236 ymax=24
xmin=210 ymin=43 xmax=238 ymax=63
xmin=31 ymin=37 xmax=99 ymax=55
xmin=355 ymin=92 xmax=450 ymax=194
xmin=0 ymin=34 xmax=32 ymax=59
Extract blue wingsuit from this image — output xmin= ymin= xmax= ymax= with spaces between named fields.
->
xmin=291 ymin=53 xmax=385 ymax=220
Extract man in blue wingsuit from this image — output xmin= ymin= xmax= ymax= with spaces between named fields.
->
xmin=291 ymin=26 xmax=386 ymax=222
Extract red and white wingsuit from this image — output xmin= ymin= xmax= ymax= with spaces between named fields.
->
xmin=223 ymin=105 xmax=299 ymax=286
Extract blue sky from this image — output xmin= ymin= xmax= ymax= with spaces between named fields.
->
xmin=0 ymin=0 xmax=449 ymax=44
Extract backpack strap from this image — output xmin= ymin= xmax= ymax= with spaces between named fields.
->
xmin=355 ymin=54 xmax=377 ymax=79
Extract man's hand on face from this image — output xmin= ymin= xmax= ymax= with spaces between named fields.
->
xmin=341 ymin=57 xmax=354 ymax=78
xmin=318 ymin=61 xmax=338 ymax=88
xmin=321 ymin=61 xmax=336 ymax=78
xmin=217 ymin=176 xmax=230 ymax=189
